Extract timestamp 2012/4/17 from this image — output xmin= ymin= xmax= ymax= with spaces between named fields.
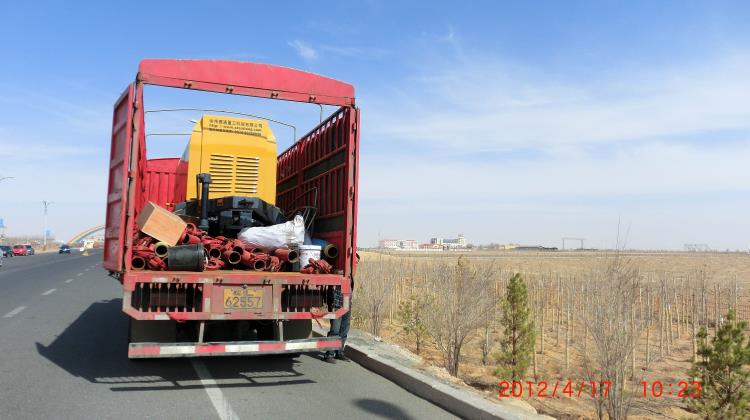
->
xmin=641 ymin=380 xmax=701 ymax=398
xmin=498 ymin=380 xmax=613 ymax=398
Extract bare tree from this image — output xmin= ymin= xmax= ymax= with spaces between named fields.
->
xmin=423 ymin=257 xmax=495 ymax=377
xmin=354 ymin=256 xmax=398 ymax=336
xmin=581 ymin=252 xmax=645 ymax=420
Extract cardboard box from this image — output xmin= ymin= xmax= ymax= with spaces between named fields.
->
xmin=136 ymin=201 xmax=187 ymax=246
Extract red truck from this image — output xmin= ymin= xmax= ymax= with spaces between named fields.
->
xmin=104 ymin=59 xmax=359 ymax=358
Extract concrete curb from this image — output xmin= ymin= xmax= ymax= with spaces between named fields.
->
xmin=314 ymin=327 xmax=551 ymax=420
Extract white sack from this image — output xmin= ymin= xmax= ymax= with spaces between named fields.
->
xmin=238 ymin=215 xmax=305 ymax=250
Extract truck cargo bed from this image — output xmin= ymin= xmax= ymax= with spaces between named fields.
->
xmin=104 ymin=60 xmax=360 ymax=358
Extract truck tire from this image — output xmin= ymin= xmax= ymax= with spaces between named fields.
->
xmin=282 ymin=319 xmax=312 ymax=340
xmin=128 ymin=319 xmax=177 ymax=343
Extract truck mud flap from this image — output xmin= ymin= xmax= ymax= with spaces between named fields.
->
xmin=128 ymin=337 xmax=342 ymax=358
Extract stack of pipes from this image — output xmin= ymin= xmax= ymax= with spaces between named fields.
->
xmin=130 ymin=223 xmax=301 ymax=272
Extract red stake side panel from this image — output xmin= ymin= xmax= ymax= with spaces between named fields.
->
xmin=142 ymin=158 xmax=182 ymax=211
xmin=103 ymin=84 xmax=134 ymax=272
xmin=276 ymin=107 xmax=358 ymax=277
xmin=138 ymin=59 xmax=355 ymax=107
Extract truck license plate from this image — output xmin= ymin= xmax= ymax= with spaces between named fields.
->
xmin=223 ymin=287 xmax=264 ymax=310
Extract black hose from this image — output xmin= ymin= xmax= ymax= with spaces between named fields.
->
xmin=167 ymin=244 xmax=206 ymax=271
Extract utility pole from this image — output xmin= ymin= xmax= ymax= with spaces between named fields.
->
xmin=0 ymin=177 xmax=13 ymax=244
xmin=42 ymin=201 xmax=54 ymax=248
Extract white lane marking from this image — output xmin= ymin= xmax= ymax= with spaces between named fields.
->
xmin=3 ymin=306 xmax=27 ymax=318
xmin=65 ymin=279 xmax=73 ymax=283
xmin=84 ymin=268 xmax=90 ymax=272
xmin=190 ymin=359 xmax=239 ymax=420
xmin=42 ymin=288 xmax=56 ymax=296
xmin=76 ymin=273 xmax=83 ymax=276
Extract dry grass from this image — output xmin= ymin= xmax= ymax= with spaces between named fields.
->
xmin=352 ymin=250 xmax=750 ymax=419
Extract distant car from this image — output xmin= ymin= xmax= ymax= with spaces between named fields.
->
xmin=59 ymin=244 xmax=71 ymax=254
xmin=24 ymin=245 xmax=35 ymax=255
xmin=12 ymin=245 xmax=27 ymax=256
xmin=0 ymin=245 xmax=12 ymax=258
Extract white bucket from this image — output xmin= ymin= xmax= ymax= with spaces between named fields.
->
xmin=298 ymin=245 xmax=321 ymax=264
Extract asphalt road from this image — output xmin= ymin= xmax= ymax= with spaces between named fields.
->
xmin=0 ymin=251 xmax=455 ymax=420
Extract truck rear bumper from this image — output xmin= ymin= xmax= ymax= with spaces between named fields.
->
xmin=121 ymin=271 xmax=350 ymax=321
xmin=128 ymin=336 xmax=341 ymax=358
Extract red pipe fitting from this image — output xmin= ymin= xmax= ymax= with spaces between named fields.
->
xmin=273 ymin=248 xmax=299 ymax=263
xmin=239 ymin=251 xmax=267 ymax=271
xmin=182 ymin=233 xmax=201 ymax=245
xmin=205 ymin=257 xmax=226 ymax=271
xmin=206 ymin=245 xmax=223 ymax=259
xmin=301 ymin=258 xmax=333 ymax=274
xmin=266 ymin=255 xmax=281 ymax=272
xmin=222 ymin=250 xmax=241 ymax=265
xmin=146 ymin=255 xmax=166 ymax=271
xmin=132 ymin=256 xmax=146 ymax=270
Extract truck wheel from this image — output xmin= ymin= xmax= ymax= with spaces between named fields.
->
xmin=282 ymin=320 xmax=312 ymax=340
xmin=128 ymin=319 xmax=177 ymax=343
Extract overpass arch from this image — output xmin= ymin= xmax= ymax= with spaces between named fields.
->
xmin=67 ymin=225 xmax=105 ymax=244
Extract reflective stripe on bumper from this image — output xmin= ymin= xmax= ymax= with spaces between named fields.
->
xmin=128 ymin=337 xmax=342 ymax=358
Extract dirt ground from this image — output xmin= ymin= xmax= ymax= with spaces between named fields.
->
xmin=355 ymin=250 xmax=750 ymax=419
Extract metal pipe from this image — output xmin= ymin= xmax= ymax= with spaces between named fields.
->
xmin=239 ymin=250 xmax=267 ymax=271
xmin=154 ymin=242 xmax=169 ymax=258
xmin=222 ymin=250 xmax=241 ymax=265
xmin=132 ymin=256 xmax=146 ymax=270
xmin=207 ymin=246 xmax=223 ymax=259
xmin=322 ymin=244 xmax=338 ymax=260
xmin=182 ymin=234 xmax=201 ymax=245
xmin=274 ymin=248 xmax=299 ymax=263
xmin=252 ymin=259 xmax=266 ymax=271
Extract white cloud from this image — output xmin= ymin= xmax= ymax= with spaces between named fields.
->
xmin=319 ymin=45 xmax=390 ymax=59
xmin=360 ymin=141 xmax=750 ymax=203
xmin=366 ymin=53 xmax=750 ymax=151
xmin=287 ymin=40 xmax=318 ymax=61
xmin=288 ymin=40 xmax=390 ymax=61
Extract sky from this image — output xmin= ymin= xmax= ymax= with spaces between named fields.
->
xmin=0 ymin=0 xmax=749 ymax=250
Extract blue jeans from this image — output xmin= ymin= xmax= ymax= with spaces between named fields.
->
xmin=327 ymin=292 xmax=352 ymax=356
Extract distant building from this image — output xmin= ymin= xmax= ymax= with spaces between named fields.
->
xmin=514 ymin=245 xmax=559 ymax=252
xmin=430 ymin=234 xmax=467 ymax=249
xmin=379 ymin=239 xmax=419 ymax=250
xmin=431 ymin=234 xmax=467 ymax=249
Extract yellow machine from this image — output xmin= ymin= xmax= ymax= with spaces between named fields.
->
xmin=181 ymin=115 xmax=278 ymax=204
